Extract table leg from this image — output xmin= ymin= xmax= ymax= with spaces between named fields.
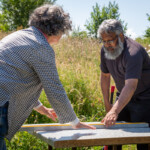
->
xmin=48 ymin=145 xmax=53 ymax=150
xmin=112 ymin=145 xmax=117 ymax=150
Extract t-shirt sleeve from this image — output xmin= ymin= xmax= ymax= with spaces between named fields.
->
xmin=100 ymin=48 xmax=109 ymax=73
xmin=125 ymin=49 xmax=143 ymax=80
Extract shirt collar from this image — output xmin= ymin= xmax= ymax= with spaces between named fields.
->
xmin=37 ymin=28 xmax=48 ymax=41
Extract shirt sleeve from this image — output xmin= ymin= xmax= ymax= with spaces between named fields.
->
xmin=125 ymin=48 xmax=143 ymax=80
xmin=100 ymin=48 xmax=109 ymax=73
xmin=30 ymin=45 xmax=77 ymax=124
xmin=33 ymin=100 xmax=43 ymax=110
xmin=70 ymin=117 xmax=80 ymax=127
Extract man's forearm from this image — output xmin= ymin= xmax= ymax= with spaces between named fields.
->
xmin=101 ymin=78 xmax=138 ymax=127
xmin=111 ymin=79 xmax=138 ymax=114
xmin=101 ymin=73 xmax=110 ymax=103
xmin=101 ymin=72 xmax=111 ymax=112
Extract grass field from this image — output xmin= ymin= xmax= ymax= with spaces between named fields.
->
xmin=0 ymin=32 xmax=149 ymax=149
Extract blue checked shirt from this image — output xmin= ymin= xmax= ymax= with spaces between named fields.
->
xmin=0 ymin=26 xmax=77 ymax=140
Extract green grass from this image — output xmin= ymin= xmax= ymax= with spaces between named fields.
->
xmin=5 ymin=36 xmax=149 ymax=149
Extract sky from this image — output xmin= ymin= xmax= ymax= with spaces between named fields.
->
xmin=56 ymin=0 xmax=150 ymax=39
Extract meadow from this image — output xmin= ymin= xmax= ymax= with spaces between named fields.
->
xmin=0 ymin=32 xmax=149 ymax=149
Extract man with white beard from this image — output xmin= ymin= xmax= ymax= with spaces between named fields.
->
xmin=98 ymin=19 xmax=150 ymax=150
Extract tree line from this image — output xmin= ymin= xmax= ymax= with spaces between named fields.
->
xmin=0 ymin=0 xmax=149 ymax=39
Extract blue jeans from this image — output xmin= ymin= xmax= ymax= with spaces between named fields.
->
xmin=0 ymin=102 xmax=8 ymax=150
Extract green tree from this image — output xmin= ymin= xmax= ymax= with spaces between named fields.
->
xmin=71 ymin=26 xmax=88 ymax=39
xmin=85 ymin=1 xmax=127 ymax=38
xmin=145 ymin=13 xmax=150 ymax=38
xmin=0 ymin=0 xmax=56 ymax=31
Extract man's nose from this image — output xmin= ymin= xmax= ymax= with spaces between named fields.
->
xmin=104 ymin=42 xmax=111 ymax=47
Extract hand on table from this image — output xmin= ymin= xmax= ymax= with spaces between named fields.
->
xmin=73 ymin=122 xmax=96 ymax=130
xmin=101 ymin=110 xmax=118 ymax=127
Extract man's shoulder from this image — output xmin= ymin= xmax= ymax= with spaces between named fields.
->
xmin=125 ymin=37 xmax=145 ymax=53
xmin=100 ymin=47 xmax=105 ymax=56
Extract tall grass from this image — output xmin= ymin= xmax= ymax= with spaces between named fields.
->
xmin=54 ymin=37 xmax=105 ymax=121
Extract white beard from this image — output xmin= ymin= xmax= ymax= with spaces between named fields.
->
xmin=103 ymin=37 xmax=124 ymax=60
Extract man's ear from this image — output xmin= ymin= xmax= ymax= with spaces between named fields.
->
xmin=119 ymin=33 xmax=124 ymax=42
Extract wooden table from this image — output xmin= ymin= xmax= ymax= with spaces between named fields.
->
xmin=20 ymin=122 xmax=150 ymax=150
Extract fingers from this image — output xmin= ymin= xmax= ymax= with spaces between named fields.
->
xmin=35 ymin=106 xmax=58 ymax=122
xmin=101 ymin=112 xmax=118 ymax=127
xmin=81 ymin=123 xmax=96 ymax=129
xmin=52 ymin=112 xmax=57 ymax=118
xmin=50 ymin=110 xmax=57 ymax=118
xmin=104 ymin=118 xmax=116 ymax=127
xmin=101 ymin=118 xmax=104 ymax=123
xmin=46 ymin=109 xmax=57 ymax=122
xmin=74 ymin=122 xmax=96 ymax=130
xmin=47 ymin=113 xmax=56 ymax=121
xmin=49 ymin=109 xmax=57 ymax=118
xmin=86 ymin=124 xmax=96 ymax=130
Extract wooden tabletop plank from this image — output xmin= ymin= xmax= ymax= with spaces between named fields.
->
xmin=29 ymin=127 xmax=150 ymax=148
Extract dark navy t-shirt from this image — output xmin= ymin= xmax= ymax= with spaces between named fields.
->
xmin=100 ymin=36 xmax=150 ymax=98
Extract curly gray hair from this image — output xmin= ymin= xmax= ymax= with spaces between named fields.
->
xmin=97 ymin=19 xmax=123 ymax=38
xmin=28 ymin=4 xmax=72 ymax=36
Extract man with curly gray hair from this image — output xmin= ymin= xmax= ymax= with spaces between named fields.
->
xmin=98 ymin=19 xmax=150 ymax=150
xmin=28 ymin=4 xmax=72 ymax=37
xmin=0 ymin=4 xmax=95 ymax=150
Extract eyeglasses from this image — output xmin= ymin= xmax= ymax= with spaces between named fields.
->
xmin=100 ymin=36 xmax=118 ymax=45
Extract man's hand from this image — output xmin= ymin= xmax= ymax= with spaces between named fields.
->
xmin=101 ymin=110 xmax=118 ymax=127
xmin=35 ymin=105 xmax=57 ymax=122
xmin=73 ymin=122 xmax=96 ymax=130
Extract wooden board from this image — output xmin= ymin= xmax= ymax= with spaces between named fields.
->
xmin=20 ymin=122 xmax=150 ymax=148
xmin=31 ymin=127 xmax=150 ymax=148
